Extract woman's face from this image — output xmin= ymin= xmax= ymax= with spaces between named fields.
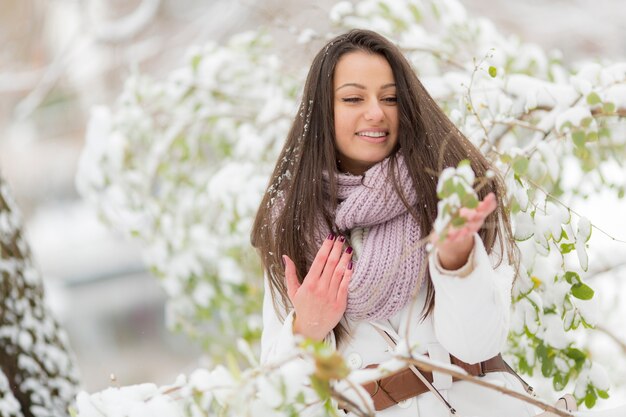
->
xmin=333 ymin=51 xmax=399 ymax=175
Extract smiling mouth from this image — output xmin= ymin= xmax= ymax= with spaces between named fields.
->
xmin=355 ymin=131 xmax=390 ymax=143
xmin=356 ymin=131 xmax=388 ymax=138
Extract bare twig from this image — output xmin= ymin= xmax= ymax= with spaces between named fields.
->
xmin=332 ymin=384 xmax=374 ymax=417
xmin=466 ymin=57 xmax=492 ymax=144
xmin=13 ymin=34 xmax=85 ymax=121
xmin=586 ymin=259 xmax=626 ymax=280
xmin=525 ymin=177 xmax=626 ymax=244
xmin=401 ymin=46 xmax=467 ymax=70
xmin=595 ymin=325 xmax=626 ymax=354
xmin=492 ymin=118 xmax=549 ymax=134
xmin=86 ymin=0 xmax=162 ymax=44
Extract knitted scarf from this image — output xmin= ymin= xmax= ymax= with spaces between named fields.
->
xmin=320 ymin=155 xmax=426 ymax=322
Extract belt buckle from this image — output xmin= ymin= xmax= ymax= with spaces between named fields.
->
xmin=478 ymin=361 xmax=485 ymax=377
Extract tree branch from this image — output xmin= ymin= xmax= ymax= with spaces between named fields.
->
xmin=403 ymin=357 xmax=575 ymax=417
xmin=594 ymin=325 xmax=626 ymax=355
xmin=87 ymin=0 xmax=162 ymax=44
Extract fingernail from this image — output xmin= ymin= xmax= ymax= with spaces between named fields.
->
xmin=346 ymin=246 xmax=353 ymax=254
xmin=327 ymin=233 xmax=335 ymax=240
xmin=339 ymin=235 xmax=346 ymax=243
xmin=347 ymin=261 xmax=353 ymax=270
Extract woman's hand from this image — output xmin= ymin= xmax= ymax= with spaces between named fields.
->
xmin=283 ymin=234 xmax=353 ymax=341
xmin=432 ymin=192 xmax=497 ymax=271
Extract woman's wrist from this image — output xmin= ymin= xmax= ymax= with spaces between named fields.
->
xmin=292 ymin=313 xmax=325 ymax=341
xmin=437 ymin=234 xmax=474 ymax=270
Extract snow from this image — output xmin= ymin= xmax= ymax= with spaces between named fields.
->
xmin=604 ymin=84 xmax=626 ymax=108
xmin=556 ymin=107 xmax=594 ymax=132
xmin=0 ymin=371 xmax=22 ymax=417
xmin=62 ymin=0 xmax=626 ymax=414
xmin=506 ymin=74 xmax=579 ymax=108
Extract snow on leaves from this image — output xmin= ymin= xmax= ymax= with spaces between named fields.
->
xmin=0 ymin=177 xmax=80 ymax=417
xmin=77 ymin=33 xmax=299 ymax=356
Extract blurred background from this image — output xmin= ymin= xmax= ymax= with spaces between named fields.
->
xmin=1 ymin=0 xmax=625 ymax=394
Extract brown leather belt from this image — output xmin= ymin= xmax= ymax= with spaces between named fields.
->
xmin=361 ymin=353 xmax=510 ymax=411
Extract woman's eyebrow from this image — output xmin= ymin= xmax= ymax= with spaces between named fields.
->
xmin=336 ymin=82 xmax=366 ymax=91
xmin=335 ymin=82 xmax=396 ymax=91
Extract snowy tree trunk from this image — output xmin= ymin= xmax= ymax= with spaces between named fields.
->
xmin=0 ymin=177 xmax=80 ymax=417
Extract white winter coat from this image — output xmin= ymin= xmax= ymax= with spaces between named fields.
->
xmin=261 ymin=233 xmax=540 ymax=416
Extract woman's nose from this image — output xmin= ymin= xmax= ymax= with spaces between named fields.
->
xmin=364 ymin=100 xmax=384 ymax=121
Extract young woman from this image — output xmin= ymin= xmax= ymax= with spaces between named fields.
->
xmin=251 ymin=29 xmax=537 ymax=416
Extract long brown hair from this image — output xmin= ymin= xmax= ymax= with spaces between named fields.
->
xmin=251 ymin=29 xmax=517 ymax=346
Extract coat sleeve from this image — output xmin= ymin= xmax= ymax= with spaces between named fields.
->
xmin=260 ymin=276 xmax=336 ymax=365
xmin=429 ymin=233 xmax=514 ymax=364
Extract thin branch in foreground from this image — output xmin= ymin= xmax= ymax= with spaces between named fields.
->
xmin=594 ymin=325 xmax=626 ymax=355
xmin=403 ymin=356 xmax=575 ymax=417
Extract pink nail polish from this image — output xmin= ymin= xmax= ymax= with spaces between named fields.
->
xmin=327 ymin=233 xmax=335 ymax=240
xmin=346 ymin=246 xmax=353 ymax=254
xmin=339 ymin=235 xmax=346 ymax=243
xmin=347 ymin=261 xmax=353 ymax=270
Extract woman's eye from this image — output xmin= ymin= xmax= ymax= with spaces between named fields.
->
xmin=383 ymin=96 xmax=398 ymax=103
xmin=341 ymin=97 xmax=362 ymax=103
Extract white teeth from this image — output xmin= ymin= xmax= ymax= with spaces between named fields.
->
xmin=357 ymin=131 xmax=387 ymax=138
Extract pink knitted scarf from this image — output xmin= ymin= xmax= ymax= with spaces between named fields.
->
xmin=321 ymin=156 xmax=426 ymax=322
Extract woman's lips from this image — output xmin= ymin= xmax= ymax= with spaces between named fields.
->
xmin=355 ymin=131 xmax=389 ymax=143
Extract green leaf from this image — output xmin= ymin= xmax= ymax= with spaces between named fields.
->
xmin=571 ymin=282 xmax=594 ymax=300
xmin=586 ymin=92 xmax=601 ymax=105
xmin=519 ymin=357 xmax=532 ymax=375
xmin=430 ymin=2 xmax=441 ymax=19
xmin=226 ymin=351 xmax=241 ymax=380
xmin=510 ymin=199 xmax=521 ymax=214
xmin=553 ymin=373 xmax=567 ymax=391
xmin=310 ymin=375 xmax=331 ymax=400
xmin=512 ymin=156 xmax=529 ymax=175
xmin=442 ymin=179 xmax=455 ymax=197
xmin=597 ymin=389 xmax=609 ymax=399
xmin=462 ymin=193 xmax=479 ymax=209
xmin=598 ymin=127 xmax=611 ymax=138
xmin=454 ymin=182 xmax=467 ymax=196
xmin=586 ymin=131 xmax=598 ymax=142
xmin=564 ymin=271 xmax=580 ymax=284
xmin=599 ymin=127 xmax=611 ymax=138
xmin=452 ymin=216 xmax=467 ymax=227
xmin=565 ymin=347 xmax=586 ymax=361
xmin=191 ymin=54 xmax=202 ymax=71
xmin=541 ymin=356 xmax=554 ymax=377
xmin=536 ymin=343 xmax=548 ymax=361
xmin=560 ymin=243 xmax=575 ymax=254
xmin=408 ymin=4 xmax=422 ymax=22
xmin=603 ymin=102 xmax=615 ymax=114
xmin=585 ymin=391 xmax=597 ymax=409
xmin=572 ymin=131 xmax=586 ymax=147
xmin=488 ymin=66 xmax=497 ymax=78
xmin=378 ymin=1 xmax=391 ymax=14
